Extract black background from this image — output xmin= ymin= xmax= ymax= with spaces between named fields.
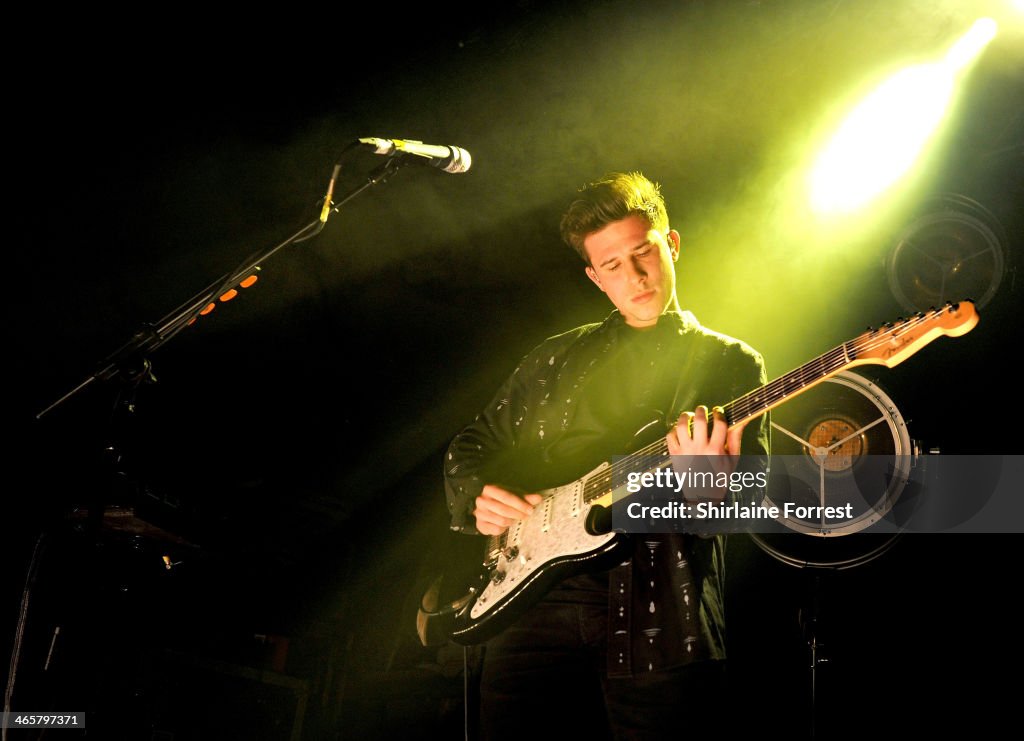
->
xmin=6 ymin=1 xmax=1023 ymax=737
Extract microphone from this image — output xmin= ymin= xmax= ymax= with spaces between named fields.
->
xmin=357 ymin=137 xmax=472 ymax=174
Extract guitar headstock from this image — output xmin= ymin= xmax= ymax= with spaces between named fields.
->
xmin=852 ymin=300 xmax=979 ymax=368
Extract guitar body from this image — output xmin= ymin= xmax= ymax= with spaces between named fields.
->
xmin=447 ymin=460 xmax=627 ymax=645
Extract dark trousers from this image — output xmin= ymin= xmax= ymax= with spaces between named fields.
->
xmin=478 ymin=599 xmax=727 ymax=741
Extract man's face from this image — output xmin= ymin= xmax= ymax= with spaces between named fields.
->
xmin=583 ymin=214 xmax=680 ymax=328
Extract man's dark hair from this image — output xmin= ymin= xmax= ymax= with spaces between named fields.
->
xmin=559 ymin=171 xmax=669 ymax=264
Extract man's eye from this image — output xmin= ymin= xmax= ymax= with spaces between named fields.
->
xmin=606 ymin=264 xmax=620 ymax=272
xmin=636 ymin=248 xmax=652 ymax=257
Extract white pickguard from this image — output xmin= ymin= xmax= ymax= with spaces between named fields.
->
xmin=469 ymin=462 xmax=619 ymax=621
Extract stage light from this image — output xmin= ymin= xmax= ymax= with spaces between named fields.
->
xmin=885 ymin=193 xmax=1008 ymax=312
xmin=944 ymin=17 xmax=998 ymax=72
xmin=809 ymin=18 xmax=998 ymax=216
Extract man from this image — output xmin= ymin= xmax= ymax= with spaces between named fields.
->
xmin=444 ymin=172 xmax=770 ymax=739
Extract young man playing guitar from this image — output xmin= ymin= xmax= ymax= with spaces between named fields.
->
xmin=444 ymin=171 xmax=771 ymax=739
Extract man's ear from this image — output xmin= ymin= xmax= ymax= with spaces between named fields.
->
xmin=585 ymin=265 xmax=605 ymax=292
xmin=666 ymin=229 xmax=681 ymax=261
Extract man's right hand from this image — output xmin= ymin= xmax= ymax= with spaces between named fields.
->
xmin=473 ymin=485 xmax=544 ymax=535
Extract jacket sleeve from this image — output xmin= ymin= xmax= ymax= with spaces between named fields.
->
xmin=442 ymin=346 xmax=543 ymax=534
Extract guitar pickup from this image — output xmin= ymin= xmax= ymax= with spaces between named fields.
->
xmin=540 ymin=495 xmax=553 ymax=532
xmin=570 ymin=480 xmax=583 ymax=518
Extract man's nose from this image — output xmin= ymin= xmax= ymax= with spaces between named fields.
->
xmin=627 ymin=260 xmax=647 ymax=282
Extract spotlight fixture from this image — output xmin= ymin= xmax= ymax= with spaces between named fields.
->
xmin=885 ymin=193 xmax=1008 ymax=313
xmin=751 ymin=371 xmax=916 ymax=569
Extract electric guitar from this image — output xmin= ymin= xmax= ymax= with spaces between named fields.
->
xmin=421 ymin=301 xmax=979 ymax=647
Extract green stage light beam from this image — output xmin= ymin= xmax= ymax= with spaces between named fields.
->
xmin=808 ymin=18 xmax=998 ymax=216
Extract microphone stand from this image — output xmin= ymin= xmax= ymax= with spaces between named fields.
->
xmin=36 ymin=154 xmax=406 ymax=421
xmin=8 ymin=152 xmax=413 ymax=733
xmin=799 ymin=573 xmax=828 ymax=739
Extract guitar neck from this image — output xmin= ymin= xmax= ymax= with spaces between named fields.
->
xmin=576 ymin=301 xmax=978 ymax=505
xmin=724 ymin=335 xmax=855 ymax=428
